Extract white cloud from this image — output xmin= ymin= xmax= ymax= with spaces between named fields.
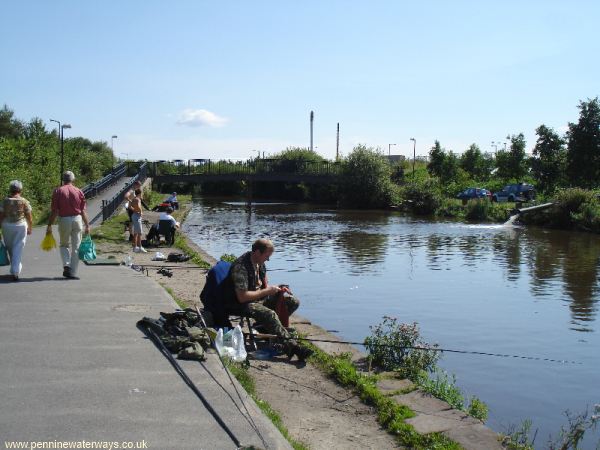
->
xmin=176 ymin=109 xmax=228 ymax=128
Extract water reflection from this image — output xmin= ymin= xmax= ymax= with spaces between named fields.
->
xmin=188 ymin=199 xmax=600 ymax=328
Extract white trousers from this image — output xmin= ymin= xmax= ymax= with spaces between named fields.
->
xmin=58 ymin=215 xmax=82 ymax=276
xmin=1 ymin=220 xmax=27 ymax=276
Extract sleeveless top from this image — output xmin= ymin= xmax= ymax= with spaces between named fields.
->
xmin=0 ymin=197 xmax=32 ymax=224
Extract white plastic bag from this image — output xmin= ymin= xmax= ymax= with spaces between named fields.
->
xmin=215 ymin=326 xmax=247 ymax=362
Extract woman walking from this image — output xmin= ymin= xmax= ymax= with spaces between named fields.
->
xmin=0 ymin=180 xmax=33 ymax=281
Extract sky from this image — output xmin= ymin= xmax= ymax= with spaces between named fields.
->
xmin=1 ymin=1 xmax=599 ymax=161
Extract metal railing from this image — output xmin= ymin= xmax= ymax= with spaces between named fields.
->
xmin=90 ymin=162 xmax=148 ymax=224
xmin=151 ymin=159 xmax=342 ymax=177
xmin=82 ymin=162 xmax=127 ymax=199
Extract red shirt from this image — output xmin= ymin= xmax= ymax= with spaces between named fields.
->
xmin=51 ymin=184 xmax=86 ymax=217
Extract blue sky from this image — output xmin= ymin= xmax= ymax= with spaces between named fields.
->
xmin=2 ymin=1 xmax=599 ymax=161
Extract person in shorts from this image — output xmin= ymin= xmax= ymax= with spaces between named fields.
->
xmin=130 ymin=189 xmax=146 ymax=253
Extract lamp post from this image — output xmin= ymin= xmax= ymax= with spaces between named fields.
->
xmin=491 ymin=141 xmax=498 ymax=154
xmin=388 ymin=143 xmax=396 ymax=157
xmin=410 ymin=138 xmax=416 ymax=180
xmin=111 ymin=135 xmax=118 ymax=171
xmin=49 ymin=119 xmax=61 ymax=185
xmin=60 ymin=124 xmax=71 ymax=181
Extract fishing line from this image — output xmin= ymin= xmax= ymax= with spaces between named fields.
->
xmin=245 ymin=334 xmax=582 ymax=365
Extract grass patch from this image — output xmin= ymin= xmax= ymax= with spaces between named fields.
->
xmin=159 ymin=283 xmax=187 ymax=309
xmin=91 ymin=212 xmax=128 ymax=243
xmin=305 ymin=344 xmax=463 ymax=449
xmin=223 ymin=359 xmax=310 ymax=450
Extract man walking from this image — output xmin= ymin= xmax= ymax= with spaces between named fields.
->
xmin=47 ymin=171 xmax=90 ymax=279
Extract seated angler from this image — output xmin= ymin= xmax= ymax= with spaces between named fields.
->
xmin=222 ymin=238 xmax=312 ymax=361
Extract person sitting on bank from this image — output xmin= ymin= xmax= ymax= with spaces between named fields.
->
xmin=164 ymin=192 xmax=178 ymax=210
xmin=146 ymin=207 xmax=180 ymax=242
xmin=222 ymin=238 xmax=312 ymax=361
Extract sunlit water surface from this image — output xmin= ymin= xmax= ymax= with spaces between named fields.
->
xmin=185 ymin=198 xmax=600 ymax=448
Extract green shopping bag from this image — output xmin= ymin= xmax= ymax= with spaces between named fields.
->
xmin=0 ymin=240 xmax=9 ymax=266
xmin=78 ymin=234 xmax=97 ymax=261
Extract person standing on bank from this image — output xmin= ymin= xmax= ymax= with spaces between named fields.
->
xmin=0 ymin=180 xmax=33 ymax=281
xmin=130 ymin=189 xmax=147 ymax=253
xmin=47 ymin=171 xmax=90 ymax=279
xmin=223 ymin=238 xmax=312 ymax=361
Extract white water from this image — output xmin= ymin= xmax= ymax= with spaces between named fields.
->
xmin=503 ymin=213 xmax=520 ymax=226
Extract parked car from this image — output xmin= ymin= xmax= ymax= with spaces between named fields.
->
xmin=456 ymin=187 xmax=492 ymax=200
xmin=492 ymin=183 xmax=536 ymax=202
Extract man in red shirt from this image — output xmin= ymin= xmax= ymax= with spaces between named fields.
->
xmin=47 ymin=171 xmax=90 ymax=279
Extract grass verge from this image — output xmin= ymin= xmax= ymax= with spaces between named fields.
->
xmin=305 ymin=343 xmax=463 ymax=450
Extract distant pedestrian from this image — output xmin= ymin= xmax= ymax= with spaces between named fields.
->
xmin=165 ymin=192 xmax=179 ymax=210
xmin=130 ymin=189 xmax=147 ymax=253
xmin=0 ymin=180 xmax=33 ymax=281
xmin=47 ymin=171 xmax=90 ymax=279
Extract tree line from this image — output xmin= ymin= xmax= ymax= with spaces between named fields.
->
xmin=0 ymin=105 xmax=115 ymax=217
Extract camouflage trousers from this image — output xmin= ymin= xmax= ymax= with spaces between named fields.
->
xmin=244 ymin=294 xmax=299 ymax=340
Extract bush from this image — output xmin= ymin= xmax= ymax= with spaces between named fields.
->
xmin=400 ymin=179 xmax=443 ymax=215
xmin=340 ymin=145 xmax=398 ymax=208
xmin=465 ymin=199 xmax=490 ymax=221
xmin=467 ymin=396 xmax=489 ymax=422
xmin=364 ymin=316 xmax=440 ymax=380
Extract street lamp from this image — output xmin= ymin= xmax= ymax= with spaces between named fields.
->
xmin=111 ymin=135 xmax=118 ymax=170
xmin=50 ymin=119 xmax=61 ymax=185
xmin=61 ymin=124 xmax=71 ymax=181
xmin=388 ymin=143 xmax=396 ymax=157
xmin=410 ymin=138 xmax=416 ymax=180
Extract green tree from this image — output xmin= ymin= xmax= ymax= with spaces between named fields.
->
xmin=496 ymin=133 xmax=527 ymax=180
xmin=566 ymin=97 xmax=600 ymax=189
xmin=427 ymin=140 xmax=445 ymax=178
xmin=340 ymin=145 xmax=396 ymax=208
xmin=531 ymin=124 xmax=566 ymax=193
xmin=460 ymin=144 xmax=491 ymax=180
xmin=0 ymin=105 xmax=25 ymax=138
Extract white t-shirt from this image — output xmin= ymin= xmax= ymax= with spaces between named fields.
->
xmin=159 ymin=212 xmax=178 ymax=226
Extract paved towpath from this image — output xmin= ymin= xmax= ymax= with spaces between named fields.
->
xmin=0 ymin=188 xmax=291 ymax=449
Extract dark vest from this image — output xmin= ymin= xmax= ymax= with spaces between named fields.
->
xmin=223 ymin=251 xmax=267 ymax=306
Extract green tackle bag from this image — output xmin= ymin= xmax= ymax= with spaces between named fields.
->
xmin=78 ymin=234 xmax=97 ymax=261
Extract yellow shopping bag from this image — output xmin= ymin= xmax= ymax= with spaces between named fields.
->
xmin=40 ymin=232 xmax=57 ymax=251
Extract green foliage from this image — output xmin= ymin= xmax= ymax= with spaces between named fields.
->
xmin=567 ymin=97 xmax=600 ymax=189
xmin=523 ymin=188 xmax=600 ymax=232
xmin=364 ymin=316 xmax=440 ymax=380
xmin=220 ymin=253 xmax=237 ymax=263
xmin=307 ymin=344 xmax=462 ymax=449
xmin=465 ymin=199 xmax=490 ymax=221
xmin=460 ymin=144 xmax=493 ymax=180
xmin=340 ymin=145 xmax=398 ymax=208
xmin=501 ymin=419 xmax=536 ymax=450
xmin=467 ymin=396 xmax=489 ymax=422
xmin=400 ymin=179 xmax=444 ymax=215
xmin=531 ymin=124 xmax=567 ymax=193
xmin=417 ymin=369 xmax=464 ymax=410
xmin=0 ymin=106 xmax=115 ymax=216
xmin=496 ymin=133 xmax=527 ymax=180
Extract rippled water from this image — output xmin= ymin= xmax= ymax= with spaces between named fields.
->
xmin=185 ymin=198 xmax=600 ymax=448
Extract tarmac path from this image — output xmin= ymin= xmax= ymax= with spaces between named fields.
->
xmin=0 ymin=185 xmax=290 ymax=449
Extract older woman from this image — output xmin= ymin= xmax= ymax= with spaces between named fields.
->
xmin=0 ymin=180 xmax=33 ymax=281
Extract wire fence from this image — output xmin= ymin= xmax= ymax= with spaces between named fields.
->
xmin=81 ymin=162 xmax=127 ymax=199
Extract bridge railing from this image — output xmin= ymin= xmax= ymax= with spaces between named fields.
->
xmin=81 ymin=162 xmax=127 ymax=199
xmin=151 ymin=159 xmax=342 ymax=177
xmin=90 ymin=162 xmax=148 ymax=224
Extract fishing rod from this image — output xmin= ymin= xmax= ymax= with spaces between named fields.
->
xmin=243 ymin=333 xmax=582 ymax=365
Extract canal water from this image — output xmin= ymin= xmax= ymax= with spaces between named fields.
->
xmin=184 ymin=197 xmax=600 ymax=448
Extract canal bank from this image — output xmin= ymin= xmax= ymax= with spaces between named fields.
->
xmin=182 ymin=196 xmax=600 ymax=449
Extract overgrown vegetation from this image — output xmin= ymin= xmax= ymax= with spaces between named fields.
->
xmin=306 ymin=344 xmax=463 ymax=449
xmin=364 ymin=316 xmax=489 ymax=422
xmin=0 ymin=105 xmax=115 ymax=221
